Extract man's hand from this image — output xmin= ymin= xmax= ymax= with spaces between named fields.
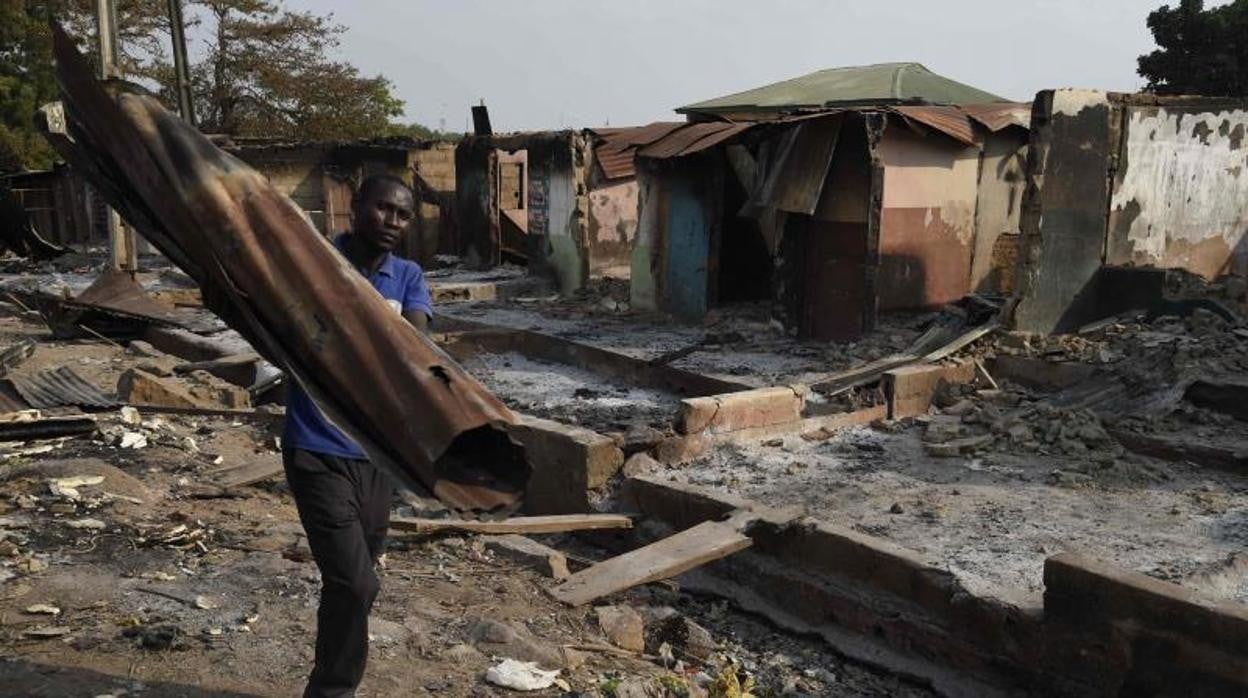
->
xmin=403 ymin=310 xmax=430 ymax=332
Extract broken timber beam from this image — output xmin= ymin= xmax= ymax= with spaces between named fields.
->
xmin=390 ymin=514 xmax=633 ymax=536
xmin=549 ymin=514 xmax=754 ymax=607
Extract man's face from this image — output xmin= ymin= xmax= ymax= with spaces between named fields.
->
xmin=352 ymin=182 xmax=415 ymax=252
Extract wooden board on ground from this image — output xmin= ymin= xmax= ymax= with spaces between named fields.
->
xmin=390 ymin=514 xmax=633 ymax=536
xmin=213 ymin=460 xmax=283 ymax=489
xmin=549 ymin=518 xmax=752 ymax=607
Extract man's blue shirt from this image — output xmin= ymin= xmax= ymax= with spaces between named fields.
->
xmin=282 ymin=234 xmax=433 ymax=459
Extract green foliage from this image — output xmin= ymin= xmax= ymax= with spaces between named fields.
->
xmin=385 ymin=121 xmax=463 ymax=143
xmin=1138 ymin=0 xmax=1248 ymax=95
xmin=0 ymin=2 xmax=60 ymax=172
xmin=1 ymin=0 xmax=442 ymax=172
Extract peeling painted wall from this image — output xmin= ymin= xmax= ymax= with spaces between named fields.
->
xmin=970 ymin=131 xmax=1028 ymax=294
xmin=1108 ymin=107 xmax=1248 ymax=278
xmin=587 ymin=178 xmax=638 ymax=279
xmin=875 ymin=124 xmax=980 ymax=309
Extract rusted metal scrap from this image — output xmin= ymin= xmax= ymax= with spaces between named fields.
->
xmin=39 ymin=25 xmax=529 ymax=513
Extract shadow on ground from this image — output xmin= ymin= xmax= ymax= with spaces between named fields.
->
xmin=0 ymin=658 xmax=263 ymax=697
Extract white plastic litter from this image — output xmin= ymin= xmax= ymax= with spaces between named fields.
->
xmin=484 ymin=659 xmax=560 ymax=691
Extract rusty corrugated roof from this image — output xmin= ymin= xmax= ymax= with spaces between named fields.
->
xmin=10 ymin=367 xmax=116 ymax=409
xmin=891 ymin=106 xmax=977 ymax=146
xmin=638 ymin=122 xmax=750 ymax=159
xmin=962 ymin=102 xmax=1032 ymax=132
xmin=588 ymin=123 xmax=684 ymax=180
xmin=45 ymin=24 xmax=528 ymax=514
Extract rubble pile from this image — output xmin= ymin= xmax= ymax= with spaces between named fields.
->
xmin=918 ymin=382 xmax=1167 ymax=486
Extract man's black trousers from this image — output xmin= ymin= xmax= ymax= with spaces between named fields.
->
xmin=283 ymin=448 xmax=392 ymax=698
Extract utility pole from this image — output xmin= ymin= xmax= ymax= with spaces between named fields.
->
xmin=96 ymin=0 xmax=138 ymax=273
xmin=167 ymin=0 xmax=195 ymax=124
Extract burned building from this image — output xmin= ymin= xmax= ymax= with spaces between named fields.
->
xmin=1013 ymin=90 xmax=1248 ymax=332
xmin=454 ymin=128 xmax=645 ymax=293
xmin=628 ymin=63 xmax=1029 ymax=340
xmin=223 ymin=136 xmax=456 ymax=266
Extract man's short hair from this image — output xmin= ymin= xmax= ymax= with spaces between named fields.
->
xmin=353 ymin=173 xmax=412 ymax=205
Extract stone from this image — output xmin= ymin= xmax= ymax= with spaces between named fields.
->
xmin=126 ymin=340 xmax=167 ymax=359
xmin=654 ymin=434 xmax=710 ymax=466
xmin=484 ymin=535 xmax=569 ymax=579
xmin=924 ymin=434 xmax=993 ymax=458
xmin=468 ymin=619 xmax=583 ymax=670
xmin=595 ymin=605 xmax=644 ymax=652
xmin=653 ymin=615 xmax=715 ymax=662
xmin=441 ymin=643 xmax=487 ymax=663
xmin=622 ymin=452 xmax=660 ymax=478
xmin=622 ymin=425 xmax=665 ymax=454
xmin=117 ymin=368 xmax=214 ymax=410
xmin=184 ymin=371 xmax=251 ymax=409
xmin=367 ymin=618 xmax=410 ymax=647
xmin=922 ymin=418 xmax=964 ymax=444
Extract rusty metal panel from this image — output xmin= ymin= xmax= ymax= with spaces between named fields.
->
xmin=593 ymin=145 xmax=636 ymax=181
xmin=44 ymin=25 xmax=527 ymax=513
xmin=10 ymin=367 xmax=116 ymax=409
xmin=891 ymin=106 xmax=977 ymax=146
xmin=962 ymin=103 xmax=1031 ymax=133
xmin=755 ymin=118 xmax=841 ymax=215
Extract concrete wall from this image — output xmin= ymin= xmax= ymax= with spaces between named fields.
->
xmin=1013 ymin=89 xmax=1118 ymax=334
xmin=587 ymin=178 xmax=638 ymax=279
xmin=1014 ymin=91 xmax=1248 ymax=333
xmin=1108 ymin=105 xmax=1248 ymax=278
xmin=971 ymin=131 xmax=1028 ymax=294
xmin=526 ymin=134 xmax=589 ymax=295
xmin=876 ymin=124 xmax=980 ymax=310
xmin=631 ymin=164 xmax=661 ymax=310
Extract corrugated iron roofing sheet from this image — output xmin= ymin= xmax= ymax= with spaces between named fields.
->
xmin=45 ymin=24 xmax=527 ymax=514
xmin=891 ymin=106 xmax=977 ymax=146
xmin=588 ymin=123 xmax=686 ymax=180
xmin=962 ymin=102 xmax=1032 ymax=132
xmin=638 ymin=123 xmax=748 ymax=159
xmin=10 ymin=366 xmax=116 ymax=409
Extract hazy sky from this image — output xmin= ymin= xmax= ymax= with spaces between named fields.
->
xmin=287 ymin=0 xmax=1168 ymax=133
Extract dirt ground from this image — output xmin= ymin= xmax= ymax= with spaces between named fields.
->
xmin=0 ymin=418 xmax=930 ymax=698
xmin=0 ymin=303 xmax=930 ymax=697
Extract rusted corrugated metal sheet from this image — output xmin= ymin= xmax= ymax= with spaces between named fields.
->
xmin=962 ymin=102 xmax=1031 ymax=132
xmin=10 ymin=367 xmax=116 ymax=409
xmin=594 ymin=145 xmax=636 ymax=181
xmin=891 ymin=106 xmax=977 ymax=146
xmin=44 ymin=25 xmax=527 ymax=513
xmin=588 ymin=123 xmax=685 ymax=180
xmin=638 ymin=123 xmax=746 ymax=159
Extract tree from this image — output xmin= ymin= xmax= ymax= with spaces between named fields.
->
xmin=173 ymin=0 xmax=404 ymax=140
xmin=1138 ymin=0 xmax=1248 ymax=95
xmin=0 ymin=0 xmax=166 ymax=173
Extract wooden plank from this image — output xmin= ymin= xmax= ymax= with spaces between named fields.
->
xmin=549 ymin=519 xmax=752 ymax=607
xmin=214 ymin=460 xmax=283 ymax=489
xmin=390 ymin=514 xmax=633 ymax=536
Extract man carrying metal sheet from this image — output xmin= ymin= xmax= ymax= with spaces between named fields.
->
xmin=281 ymin=174 xmax=431 ymax=697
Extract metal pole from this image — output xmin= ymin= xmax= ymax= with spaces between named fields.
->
xmin=96 ymin=0 xmax=138 ymax=273
xmin=167 ymin=0 xmax=195 ymax=124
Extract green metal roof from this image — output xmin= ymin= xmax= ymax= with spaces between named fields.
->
xmin=677 ymin=63 xmax=1006 ymax=115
